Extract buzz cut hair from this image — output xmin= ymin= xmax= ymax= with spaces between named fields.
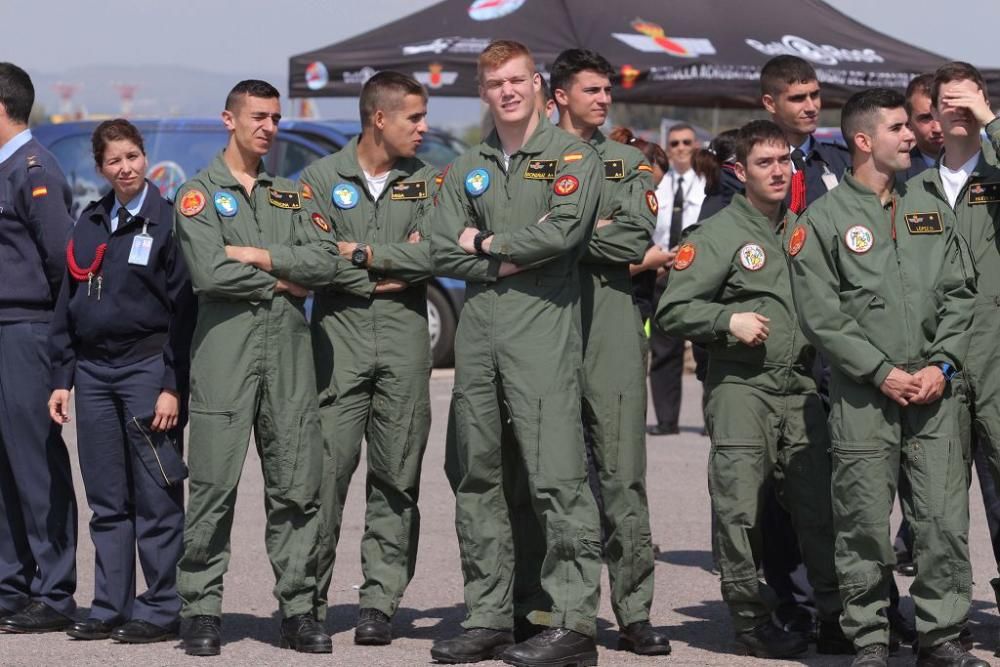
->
xmin=549 ymin=49 xmax=614 ymax=95
xmin=931 ymin=61 xmax=988 ymax=108
xmin=359 ymin=71 xmax=427 ymax=128
xmin=225 ymin=79 xmax=280 ymax=112
xmin=840 ymin=87 xmax=906 ymax=156
xmin=904 ymin=73 xmax=934 ymax=116
xmin=735 ymin=119 xmax=788 ymax=165
xmin=0 ymin=62 xmax=35 ymax=125
xmin=760 ymin=55 xmax=818 ymax=98
xmin=478 ymin=40 xmax=535 ymax=84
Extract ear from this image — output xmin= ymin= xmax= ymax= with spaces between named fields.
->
xmin=478 ymin=84 xmax=488 ymax=105
xmin=761 ymin=94 xmax=777 ymax=115
xmin=373 ymin=109 xmax=386 ymax=131
xmin=221 ymin=109 xmax=235 ymax=132
xmin=734 ymin=161 xmax=748 ymax=184
xmin=553 ymin=87 xmax=569 ymax=108
xmin=853 ymin=131 xmax=873 ymax=156
xmin=532 ymin=72 xmax=542 ymax=95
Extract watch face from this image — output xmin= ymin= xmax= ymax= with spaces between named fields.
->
xmin=352 ymin=247 xmax=367 ymax=265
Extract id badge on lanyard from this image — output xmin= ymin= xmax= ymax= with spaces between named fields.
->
xmin=128 ymin=221 xmax=153 ymax=266
xmin=821 ymin=165 xmax=839 ymax=192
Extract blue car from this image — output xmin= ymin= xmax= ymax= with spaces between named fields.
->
xmin=33 ymin=118 xmax=465 ymax=367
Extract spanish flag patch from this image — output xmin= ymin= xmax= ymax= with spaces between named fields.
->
xmin=637 ymin=164 xmax=653 ymax=173
xmin=31 ymin=186 xmax=48 ymax=198
xmin=562 ymin=153 xmax=583 ymax=162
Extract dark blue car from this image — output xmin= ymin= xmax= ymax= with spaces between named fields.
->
xmin=33 ymin=118 xmax=464 ymax=366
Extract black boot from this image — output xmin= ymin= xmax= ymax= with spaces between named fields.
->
xmin=279 ymin=613 xmax=332 ymax=653
xmin=617 ymin=621 xmax=671 ymax=655
xmin=430 ymin=628 xmax=515 ymax=663
xmin=184 ymin=615 xmax=222 ymax=656
xmin=501 ymin=628 xmax=597 ymax=667
xmin=735 ymin=621 xmax=809 ymax=659
xmin=0 ymin=601 xmax=73 ymax=634
xmin=992 ymin=577 xmax=1000 ymax=657
xmin=816 ymin=620 xmax=854 ymax=655
xmin=66 ymin=618 xmax=118 ymax=640
xmin=513 ymin=617 xmax=546 ymax=643
xmin=916 ymin=639 xmax=990 ymax=666
xmin=355 ymin=608 xmax=392 ymax=646
xmin=852 ymin=644 xmax=889 ymax=667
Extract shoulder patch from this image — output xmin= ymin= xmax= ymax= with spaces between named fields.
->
xmin=603 ymin=159 xmax=625 ymax=180
xmin=311 ymin=212 xmax=330 ymax=233
xmin=562 ymin=153 xmax=583 ymax=163
xmin=968 ymin=181 xmax=1000 ymax=205
xmin=903 ymin=211 xmax=943 ymax=234
xmin=31 ymin=185 xmax=48 ymax=198
xmin=179 ymin=189 xmax=206 ymax=217
xmin=637 ymin=163 xmax=653 ymax=173
xmin=391 ymin=180 xmax=428 ymax=200
xmin=674 ymin=243 xmax=696 ymax=271
xmin=268 ymin=188 xmax=301 ymax=209
xmin=788 ymin=224 xmax=807 ymax=256
xmin=645 ymin=190 xmax=658 ymax=215
xmin=553 ymin=175 xmax=579 ymax=196
xmin=523 ymin=159 xmax=557 ymax=180
xmin=301 ymin=182 xmax=314 ymax=200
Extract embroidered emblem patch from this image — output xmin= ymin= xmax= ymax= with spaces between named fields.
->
xmin=214 ymin=191 xmax=238 ymax=217
xmin=844 ymin=225 xmax=874 ymax=254
xmin=268 ymin=188 xmax=301 ymax=209
xmin=645 ymin=190 xmax=658 ymax=215
xmin=904 ymin=212 xmax=943 ymax=234
xmin=390 ymin=181 xmax=428 ymax=200
xmin=739 ymin=243 xmax=767 ymax=271
xmin=553 ymin=175 xmax=579 ymax=196
xmin=465 ymin=169 xmax=490 ymax=197
xmin=179 ymin=189 xmax=206 ymax=217
xmin=674 ymin=243 xmax=696 ymax=270
xmin=788 ymin=224 xmax=807 ymax=256
xmin=311 ymin=213 xmax=330 ymax=232
xmin=523 ymin=159 xmax=557 ymax=180
xmin=603 ymin=159 xmax=625 ymax=180
xmin=332 ymin=182 xmax=360 ymax=209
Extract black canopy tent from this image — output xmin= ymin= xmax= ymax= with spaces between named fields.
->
xmin=288 ymin=0 xmax=999 ymax=108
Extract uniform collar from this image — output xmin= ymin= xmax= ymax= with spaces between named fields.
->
xmin=730 ymin=193 xmax=788 ymax=232
xmin=479 ymin=114 xmax=552 ymax=160
xmin=206 ymin=149 xmax=274 ymax=188
xmin=0 ymin=128 xmax=32 ymax=167
xmin=89 ymin=180 xmax=163 ymax=228
xmin=109 ymin=182 xmax=149 ymax=224
xmin=331 ymin=136 xmax=415 ymax=184
xmin=841 ymin=171 xmax=898 ymax=204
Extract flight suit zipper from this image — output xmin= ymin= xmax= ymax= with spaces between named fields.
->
xmin=888 ymin=197 xmax=914 ymax=363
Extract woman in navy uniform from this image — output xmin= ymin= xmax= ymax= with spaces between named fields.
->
xmin=47 ymin=119 xmax=195 ymax=643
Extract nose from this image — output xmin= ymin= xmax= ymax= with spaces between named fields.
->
xmin=901 ymin=124 xmax=915 ymax=143
xmin=597 ymin=90 xmax=611 ymax=105
xmin=418 ymin=118 xmax=429 ymax=134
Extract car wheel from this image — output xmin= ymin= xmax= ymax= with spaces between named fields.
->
xmin=427 ymin=284 xmax=456 ymax=368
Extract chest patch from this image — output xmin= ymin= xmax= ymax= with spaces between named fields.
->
xmin=390 ymin=180 xmax=428 ymax=200
xmin=332 ymin=182 xmax=360 ymax=209
xmin=968 ymin=181 xmax=1000 ymax=205
xmin=788 ymin=224 xmax=807 ymax=256
xmin=603 ymin=159 xmax=625 ymax=180
xmin=214 ymin=191 xmax=238 ymax=217
xmin=465 ymin=169 xmax=490 ymax=197
xmin=738 ymin=243 xmax=767 ymax=271
xmin=523 ymin=160 xmax=557 ymax=180
xmin=268 ymin=188 xmax=301 ymax=209
xmin=844 ymin=225 xmax=874 ymax=254
xmin=904 ymin=211 xmax=943 ymax=234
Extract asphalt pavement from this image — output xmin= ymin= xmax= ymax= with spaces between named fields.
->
xmin=4 ymin=372 xmax=999 ymax=666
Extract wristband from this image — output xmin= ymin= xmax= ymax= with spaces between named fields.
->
xmin=934 ymin=362 xmax=957 ymax=382
xmin=474 ymin=230 xmax=494 ymax=255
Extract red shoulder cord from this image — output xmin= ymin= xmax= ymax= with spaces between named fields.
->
xmin=789 ymin=170 xmax=807 ymax=214
xmin=66 ymin=240 xmax=108 ymax=282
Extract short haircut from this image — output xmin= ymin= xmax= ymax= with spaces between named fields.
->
xmin=359 ymin=71 xmax=427 ymax=128
xmin=931 ymin=61 xmax=988 ymax=108
xmin=608 ymin=127 xmax=669 ymax=171
xmin=709 ymin=128 xmax=741 ymax=164
xmin=760 ymin=55 xmax=818 ymax=97
xmin=478 ymin=40 xmax=535 ymax=83
xmin=91 ymin=119 xmax=145 ymax=167
xmin=840 ymin=88 xmax=906 ymax=155
xmin=735 ymin=120 xmax=788 ymax=164
xmin=0 ymin=62 xmax=34 ymax=125
xmin=549 ymin=49 xmax=614 ymax=94
xmin=224 ymin=79 xmax=280 ymax=112
xmin=667 ymin=122 xmax=695 ymax=138
xmin=904 ymin=73 xmax=934 ymax=115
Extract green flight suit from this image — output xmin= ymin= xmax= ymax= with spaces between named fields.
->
xmin=174 ymin=151 xmax=340 ymax=618
xmin=655 ymin=194 xmax=840 ymax=634
xmin=789 ymin=173 xmax=975 ymax=649
xmin=431 ymin=118 xmax=604 ymax=636
xmin=298 ymin=138 xmax=435 ymax=620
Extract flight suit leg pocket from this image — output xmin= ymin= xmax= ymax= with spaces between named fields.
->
xmin=533 ymin=391 xmax=588 ymax=483
xmin=904 ymin=436 xmax=962 ymax=525
xmin=271 ymin=409 xmax=323 ymax=505
xmin=187 ymin=408 xmax=241 ymax=487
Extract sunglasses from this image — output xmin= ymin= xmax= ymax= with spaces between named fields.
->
xmin=669 ymin=139 xmax=694 ymax=147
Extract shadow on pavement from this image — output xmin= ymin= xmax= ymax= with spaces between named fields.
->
xmin=655 ymin=549 xmax=715 ymax=573
xmin=320 ymin=603 xmax=468 ymax=641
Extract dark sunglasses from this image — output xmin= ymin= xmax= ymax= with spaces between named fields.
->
xmin=669 ymin=138 xmax=694 ymax=147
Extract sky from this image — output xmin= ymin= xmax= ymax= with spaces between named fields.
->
xmin=3 ymin=0 xmax=999 ymax=126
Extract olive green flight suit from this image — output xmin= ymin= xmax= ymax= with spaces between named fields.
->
xmin=174 ymin=151 xmax=340 ymax=618
xmin=789 ymin=173 xmax=975 ymax=649
xmin=298 ymin=138 xmax=436 ymax=620
xmin=431 ymin=119 xmax=604 ymax=636
xmin=656 ymin=194 xmax=840 ymax=634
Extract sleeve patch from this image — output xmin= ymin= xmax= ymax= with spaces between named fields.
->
xmin=645 ymin=190 xmax=658 ymax=215
xmin=673 ymin=243 xmax=696 ymax=270
xmin=553 ymin=175 xmax=579 ymax=196
xmin=311 ymin=213 xmax=330 ymax=233
xmin=788 ymin=224 xmax=807 ymax=256
xmin=179 ymin=189 xmax=206 ymax=217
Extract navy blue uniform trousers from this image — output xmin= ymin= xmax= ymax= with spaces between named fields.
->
xmin=75 ymin=355 xmax=183 ymax=627
xmin=0 ymin=321 xmax=77 ymax=615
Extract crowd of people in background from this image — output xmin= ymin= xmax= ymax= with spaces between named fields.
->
xmin=1 ymin=33 xmax=1000 ymax=667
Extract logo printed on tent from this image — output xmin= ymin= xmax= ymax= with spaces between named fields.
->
xmin=468 ymin=0 xmax=525 ymax=21
xmin=403 ymin=37 xmax=490 ymax=56
xmin=612 ymin=18 xmax=715 ymax=58
xmin=620 ymin=65 xmax=641 ymax=89
xmin=342 ymin=67 xmax=378 ymax=85
xmin=745 ymin=35 xmax=885 ymax=66
xmin=305 ymin=61 xmax=329 ymax=90
xmin=415 ymin=63 xmax=459 ymax=89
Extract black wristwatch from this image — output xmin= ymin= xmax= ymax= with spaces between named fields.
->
xmin=473 ymin=230 xmax=494 ymax=255
xmin=351 ymin=243 xmax=369 ymax=267
xmin=934 ymin=361 xmax=957 ymax=382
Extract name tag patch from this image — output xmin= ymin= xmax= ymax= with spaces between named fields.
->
xmin=523 ymin=160 xmax=557 ymax=180
xmin=390 ymin=181 xmax=428 ymax=200
xmin=904 ymin=211 xmax=943 ymax=234
xmin=969 ymin=181 xmax=1000 ymax=205
xmin=268 ymin=188 xmax=301 ymax=209
xmin=603 ymin=159 xmax=625 ymax=180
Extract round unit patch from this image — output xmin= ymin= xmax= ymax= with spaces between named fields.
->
xmin=844 ymin=225 xmax=874 ymax=254
xmin=739 ymin=243 xmax=767 ymax=271
xmin=788 ymin=224 xmax=807 ymax=257
xmin=673 ymin=243 xmax=696 ymax=271
xmin=179 ymin=189 xmax=206 ymax=217
xmin=553 ymin=175 xmax=579 ymax=196
xmin=332 ymin=182 xmax=360 ymax=209
xmin=214 ymin=191 xmax=238 ymax=217
xmin=465 ymin=169 xmax=490 ymax=197
xmin=645 ymin=190 xmax=658 ymax=215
